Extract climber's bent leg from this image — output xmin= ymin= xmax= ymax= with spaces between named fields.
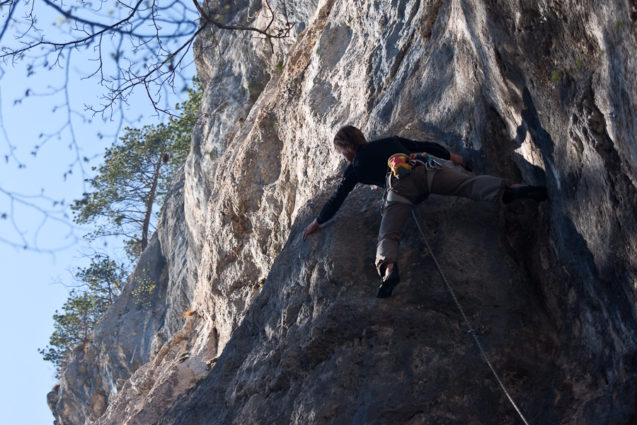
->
xmin=375 ymin=199 xmax=413 ymax=276
xmin=429 ymin=166 xmax=511 ymax=202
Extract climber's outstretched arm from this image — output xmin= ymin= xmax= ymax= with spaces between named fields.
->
xmin=302 ymin=218 xmax=319 ymax=241
xmin=449 ymin=153 xmax=467 ymax=168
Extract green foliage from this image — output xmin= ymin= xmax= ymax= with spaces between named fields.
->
xmin=39 ymin=255 xmax=126 ymax=377
xmin=247 ymin=78 xmax=266 ymax=103
xmin=75 ymin=255 xmax=127 ymax=304
xmin=38 ymin=291 xmax=97 ymax=376
xmin=551 ymin=71 xmax=561 ymax=84
xmin=131 ymin=270 xmax=157 ymax=310
xmin=41 ymin=80 xmax=202 ymax=375
xmin=71 ymin=79 xmax=203 ymax=258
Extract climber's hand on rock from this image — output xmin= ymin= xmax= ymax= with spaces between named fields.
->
xmin=302 ymin=218 xmax=319 ymax=241
xmin=450 ymin=153 xmax=472 ymax=171
xmin=449 ymin=153 xmax=467 ymax=168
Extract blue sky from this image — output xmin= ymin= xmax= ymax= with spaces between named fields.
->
xmin=0 ymin=8 xmax=195 ymax=423
xmin=0 ymin=56 xmax=92 ymax=424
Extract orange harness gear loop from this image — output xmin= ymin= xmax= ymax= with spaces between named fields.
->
xmin=387 ymin=153 xmax=412 ymax=179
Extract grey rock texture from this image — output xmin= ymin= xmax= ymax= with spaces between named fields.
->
xmin=49 ymin=170 xmax=195 ymax=424
xmin=49 ymin=0 xmax=637 ymax=424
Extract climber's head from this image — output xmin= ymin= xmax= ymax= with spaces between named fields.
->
xmin=334 ymin=125 xmax=366 ymax=162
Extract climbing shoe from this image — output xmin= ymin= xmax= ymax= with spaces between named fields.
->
xmin=377 ymin=264 xmax=400 ymax=298
xmin=502 ymin=185 xmax=548 ymax=204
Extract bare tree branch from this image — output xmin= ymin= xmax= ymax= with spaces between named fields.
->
xmin=0 ymin=0 xmax=294 ymax=250
xmin=0 ymin=0 xmax=19 ymax=42
xmin=2 ymin=0 xmax=292 ymax=113
xmin=193 ymin=0 xmax=292 ymax=39
xmin=0 ymin=186 xmax=79 ymax=252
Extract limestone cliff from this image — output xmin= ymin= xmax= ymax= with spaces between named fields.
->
xmin=49 ymin=1 xmax=637 ymax=424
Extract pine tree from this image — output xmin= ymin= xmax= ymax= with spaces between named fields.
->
xmin=71 ymin=81 xmax=202 ymax=258
xmin=39 ymin=255 xmax=126 ymax=377
xmin=41 ymin=81 xmax=201 ymax=376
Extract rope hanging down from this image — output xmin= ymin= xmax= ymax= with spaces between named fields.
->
xmin=410 ymin=210 xmax=531 ymax=425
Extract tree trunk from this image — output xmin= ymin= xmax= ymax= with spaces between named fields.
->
xmin=140 ymin=152 xmax=163 ymax=253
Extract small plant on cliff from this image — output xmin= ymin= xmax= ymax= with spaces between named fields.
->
xmin=131 ymin=270 xmax=157 ymax=310
xmin=39 ymin=255 xmax=126 ymax=377
xmin=551 ymin=71 xmax=562 ymax=84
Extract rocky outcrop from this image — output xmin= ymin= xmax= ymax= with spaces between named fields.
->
xmin=49 ymin=0 xmax=637 ymax=424
xmin=48 ymin=170 xmax=194 ymax=424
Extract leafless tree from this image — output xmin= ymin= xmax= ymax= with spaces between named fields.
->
xmin=0 ymin=0 xmax=292 ymax=251
xmin=1 ymin=0 xmax=291 ymax=113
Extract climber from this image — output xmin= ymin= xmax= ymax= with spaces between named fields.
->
xmin=302 ymin=125 xmax=547 ymax=298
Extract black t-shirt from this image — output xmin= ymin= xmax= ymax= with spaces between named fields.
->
xmin=316 ymin=136 xmax=450 ymax=224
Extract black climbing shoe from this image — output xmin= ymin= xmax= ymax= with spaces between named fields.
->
xmin=377 ymin=264 xmax=400 ymax=298
xmin=502 ymin=185 xmax=548 ymax=204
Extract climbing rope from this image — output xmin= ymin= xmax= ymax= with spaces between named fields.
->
xmin=410 ymin=209 xmax=531 ymax=425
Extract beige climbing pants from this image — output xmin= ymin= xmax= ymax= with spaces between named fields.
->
xmin=375 ymin=160 xmax=511 ymax=275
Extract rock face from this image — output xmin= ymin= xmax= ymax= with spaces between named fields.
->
xmin=49 ymin=0 xmax=637 ymax=424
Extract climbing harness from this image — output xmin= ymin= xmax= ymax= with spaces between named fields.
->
xmin=387 ymin=152 xmax=442 ymax=180
xmin=409 ymin=152 xmax=441 ymax=169
xmin=385 ymin=152 xmax=442 ymax=209
xmin=387 ymin=153 xmax=412 ymax=179
xmin=410 ymin=209 xmax=531 ymax=425
xmin=386 ymin=190 xmax=413 ymax=205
